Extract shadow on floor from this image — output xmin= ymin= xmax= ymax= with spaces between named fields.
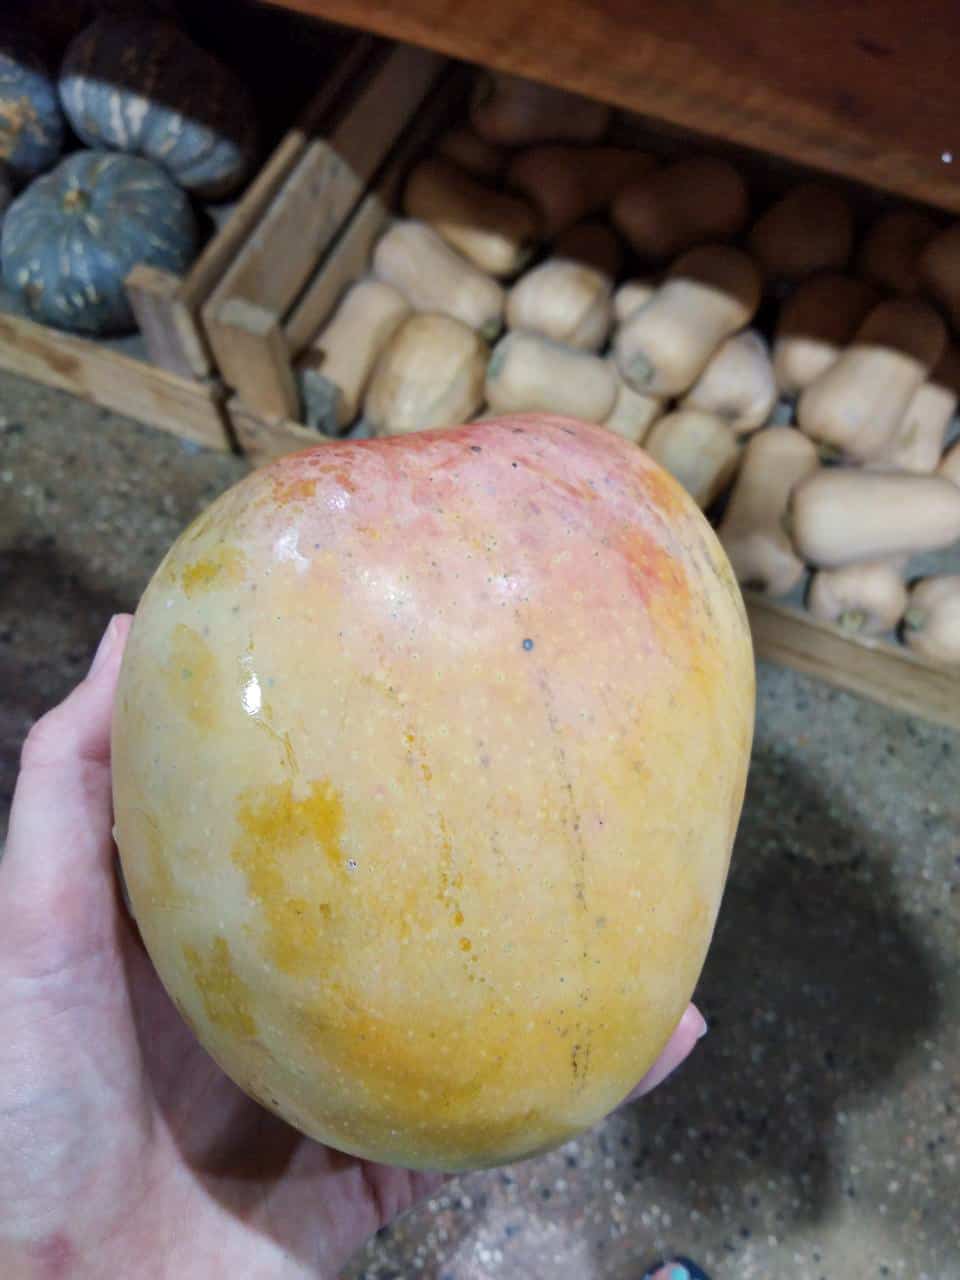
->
xmin=0 ymin=541 xmax=130 ymax=822
xmin=603 ymin=742 xmax=941 ymax=1262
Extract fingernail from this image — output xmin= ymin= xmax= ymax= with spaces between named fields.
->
xmin=697 ymin=1012 xmax=709 ymax=1039
xmin=89 ymin=616 xmax=118 ymax=677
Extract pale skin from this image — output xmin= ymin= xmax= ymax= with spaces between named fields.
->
xmin=0 ymin=616 xmax=706 ymax=1280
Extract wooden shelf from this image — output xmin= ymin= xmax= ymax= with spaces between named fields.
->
xmin=263 ymin=0 xmax=960 ymax=213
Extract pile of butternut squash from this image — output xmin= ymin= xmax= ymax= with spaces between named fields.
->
xmin=296 ymin=68 xmax=960 ymax=663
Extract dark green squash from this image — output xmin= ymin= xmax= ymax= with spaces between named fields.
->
xmin=59 ymin=17 xmax=258 ymax=200
xmin=0 ymin=39 xmax=65 ymax=180
xmin=1 ymin=150 xmax=197 ymax=335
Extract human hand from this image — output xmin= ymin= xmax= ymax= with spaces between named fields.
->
xmin=0 ymin=616 xmax=707 ymax=1279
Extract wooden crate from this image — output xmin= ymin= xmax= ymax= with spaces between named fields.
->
xmin=215 ymin=49 xmax=960 ymax=726
xmin=0 ymin=26 xmax=373 ymax=450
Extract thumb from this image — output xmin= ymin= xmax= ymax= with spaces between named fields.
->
xmin=2 ymin=615 xmax=132 ymax=964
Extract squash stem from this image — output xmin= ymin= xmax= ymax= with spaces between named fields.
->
xmin=62 ymin=187 xmax=90 ymax=214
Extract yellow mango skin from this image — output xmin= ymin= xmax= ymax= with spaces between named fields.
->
xmin=112 ymin=414 xmax=754 ymax=1172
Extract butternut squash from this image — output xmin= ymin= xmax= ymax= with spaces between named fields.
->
xmin=680 ymin=329 xmax=776 ymax=436
xmin=796 ymin=299 xmax=946 ymax=461
xmin=506 ymin=257 xmax=613 ymax=352
xmin=553 ymin=221 xmax=624 ymax=277
xmin=919 ymin=222 xmax=960 ymax=326
xmin=506 ymin=145 xmax=654 ymax=236
xmin=364 ymin=313 xmax=486 ymax=435
xmin=613 ymin=279 xmax=656 ymax=325
xmin=614 ymin=245 xmax=761 ymax=396
xmin=858 ymin=209 xmax=939 ymax=294
xmin=484 ymin=330 xmax=617 ymax=421
xmin=602 ymin=364 xmax=662 ymax=443
xmin=871 ymin=345 xmax=960 ymax=474
xmin=903 ymin=575 xmax=960 ymax=663
xmin=297 ymin=278 xmax=410 ymax=433
xmin=373 ymin=220 xmax=505 ymax=340
xmin=789 ymin=469 xmax=960 ymax=567
xmin=717 ymin=426 xmax=819 ymax=596
xmin=772 ymin=273 xmax=878 ymax=396
xmin=747 ymin=183 xmax=853 ymax=282
xmin=807 ymin=561 xmax=907 ymax=636
xmin=404 ymin=157 xmax=540 ymax=277
xmin=611 ymin=156 xmax=748 ymax=260
xmin=435 ymin=126 xmax=504 ymax=179
xmin=470 ymin=72 xmax=610 ymax=146
xmin=940 ymin=439 xmax=960 ymax=485
xmin=643 ymin=409 xmax=740 ymax=509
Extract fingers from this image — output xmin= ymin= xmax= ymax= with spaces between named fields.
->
xmin=620 ymin=1003 xmax=707 ymax=1105
xmin=1 ymin=616 xmax=133 ymax=949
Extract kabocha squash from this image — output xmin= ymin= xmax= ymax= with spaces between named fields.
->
xmin=718 ymin=427 xmax=819 ymax=597
xmin=0 ymin=164 xmax=11 ymax=223
xmin=0 ymin=39 xmax=64 ymax=180
xmin=403 ymin=157 xmax=540 ymax=278
xmin=1 ymin=150 xmax=196 ymax=335
xmin=614 ymin=245 xmax=761 ymax=396
xmin=60 ymin=17 xmax=257 ymax=200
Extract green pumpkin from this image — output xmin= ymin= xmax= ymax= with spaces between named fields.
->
xmin=59 ymin=17 xmax=258 ymax=200
xmin=2 ymin=150 xmax=197 ymax=335
xmin=0 ymin=39 xmax=65 ymax=180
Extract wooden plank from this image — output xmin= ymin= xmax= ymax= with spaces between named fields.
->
xmin=126 ymin=266 xmax=211 ymax=381
xmin=179 ymin=35 xmax=376 ymax=314
xmin=264 ymin=0 xmax=960 ymax=214
xmin=746 ymin=595 xmax=960 ymax=731
xmin=229 ymin=397 xmax=323 ymax=464
xmin=213 ymin=299 xmax=301 ymax=421
xmin=0 ymin=312 xmax=231 ymax=450
xmin=286 ymin=65 xmax=470 ymax=354
xmin=203 ymin=41 xmax=443 ymax=349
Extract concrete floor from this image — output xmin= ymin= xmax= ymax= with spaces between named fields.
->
xmin=1 ymin=370 xmax=957 ymax=1279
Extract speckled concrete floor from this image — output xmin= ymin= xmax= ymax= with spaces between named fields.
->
xmin=1 ymin=370 xmax=957 ymax=1279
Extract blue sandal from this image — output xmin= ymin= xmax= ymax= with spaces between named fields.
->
xmin=642 ymin=1261 xmax=712 ymax=1280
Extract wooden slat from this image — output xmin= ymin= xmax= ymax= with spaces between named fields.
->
xmin=0 ymin=313 xmax=231 ymax=450
xmin=203 ymin=42 xmax=443 ymax=343
xmin=746 ymin=594 xmax=960 ymax=731
xmin=180 ymin=35 xmax=376 ymax=314
xmin=264 ymin=0 xmax=960 ymax=214
xmin=213 ymin=300 xmax=302 ymax=420
xmin=286 ymin=65 xmax=470 ymax=354
xmin=126 ymin=266 xmax=211 ymax=380
xmin=229 ymin=397 xmax=323 ymax=463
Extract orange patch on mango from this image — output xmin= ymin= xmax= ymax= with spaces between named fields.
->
xmin=231 ymin=778 xmax=347 ymax=976
xmin=183 ymin=936 xmax=258 ymax=1038
xmin=163 ymin=624 xmax=220 ymax=731
xmin=181 ymin=545 xmax=248 ymax=597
